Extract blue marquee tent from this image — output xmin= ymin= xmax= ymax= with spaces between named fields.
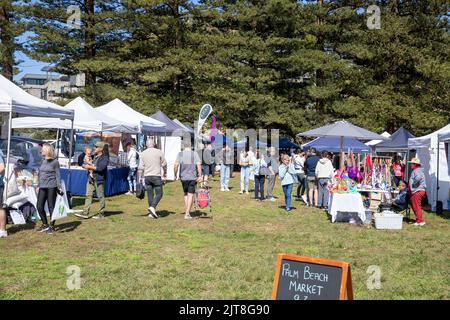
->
xmin=374 ymin=127 xmax=415 ymax=152
xmin=302 ymin=136 xmax=370 ymax=153
xmin=279 ymin=137 xmax=300 ymax=149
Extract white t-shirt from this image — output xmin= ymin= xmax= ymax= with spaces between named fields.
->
xmin=293 ymin=155 xmax=305 ymax=174
xmin=127 ymin=148 xmax=138 ymax=169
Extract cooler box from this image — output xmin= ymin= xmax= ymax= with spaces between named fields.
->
xmin=374 ymin=211 xmax=403 ymax=230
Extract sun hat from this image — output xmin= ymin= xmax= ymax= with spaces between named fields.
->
xmin=409 ymin=157 xmax=421 ymax=165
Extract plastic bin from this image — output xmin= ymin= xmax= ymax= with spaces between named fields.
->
xmin=374 ymin=211 xmax=403 ymax=230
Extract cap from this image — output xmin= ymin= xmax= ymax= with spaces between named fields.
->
xmin=95 ymin=141 xmax=105 ymax=148
xmin=408 ymin=157 xmax=421 ymax=165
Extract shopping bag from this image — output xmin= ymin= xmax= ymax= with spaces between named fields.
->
xmin=10 ymin=210 xmax=26 ymax=225
xmin=135 ymin=183 xmax=146 ymax=200
xmin=51 ymin=195 xmax=69 ymax=221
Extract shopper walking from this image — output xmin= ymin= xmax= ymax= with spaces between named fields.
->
xmin=279 ymin=154 xmax=297 ymax=212
xmin=126 ymin=142 xmax=138 ymax=195
xmin=304 ymin=148 xmax=320 ymax=207
xmin=239 ymin=150 xmax=251 ymax=194
xmin=266 ymin=147 xmax=279 ymax=201
xmin=293 ymin=149 xmax=307 ymax=203
xmin=137 ymin=140 xmax=167 ymax=218
xmin=252 ymin=151 xmax=268 ymax=201
xmin=315 ymin=151 xmax=334 ymax=210
xmin=174 ymin=142 xmax=202 ymax=220
xmin=36 ymin=144 xmax=63 ymax=234
xmin=219 ymin=145 xmax=233 ymax=191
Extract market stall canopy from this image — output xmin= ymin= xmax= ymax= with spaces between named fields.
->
xmin=173 ymin=119 xmax=194 ymax=135
xmin=302 ymin=137 xmax=370 ymax=153
xmin=279 ymin=137 xmax=300 ymax=149
xmin=365 ymin=131 xmax=391 ymax=146
xmin=408 ymin=123 xmax=450 ymax=148
xmin=65 ymin=97 xmax=138 ymax=133
xmin=96 ymin=98 xmax=166 ymax=132
xmin=234 ymin=139 xmax=268 ymax=148
xmin=149 ymin=111 xmax=188 ymax=134
xmin=298 ymin=120 xmax=389 ymax=141
xmin=0 ymin=74 xmax=74 ymax=120
xmin=375 ymin=127 xmax=415 ymax=152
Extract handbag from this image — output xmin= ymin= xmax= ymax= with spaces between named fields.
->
xmin=136 ymin=183 xmax=146 ymax=200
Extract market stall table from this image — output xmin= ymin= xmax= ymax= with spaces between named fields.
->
xmin=60 ymin=167 xmax=129 ymax=197
xmin=328 ymin=193 xmax=366 ymax=223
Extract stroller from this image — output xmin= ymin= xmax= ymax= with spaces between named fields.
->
xmin=195 ymin=182 xmax=212 ymax=215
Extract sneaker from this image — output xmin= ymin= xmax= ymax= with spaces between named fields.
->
xmin=301 ymin=195 xmax=308 ymax=204
xmin=184 ymin=214 xmax=193 ymax=220
xmin=75 ymin=213 xmax=90 ymax=219
xmin=269 ymin=197 xmax=276 ymax=202
xmin=92 ymin=214 xmax=105 ymax=219
xmin=125 ymin=191 xmax=134 ymax=196
xmin=225 ymin=188 xmax=230 ymax=192
xmin=0 ymin=230 xmax=7 ymax=238
xmin=285 ymin=208 xmax=291 ymax=212
xmin=414 ymin=222 xmax=426 ymax=226
xmin=148 ymin=207 xmax=158 ymax=219
xmin=220 ymin=188 xmax=225 ymax=192
xmin=245 ymin=191 xmax=249 ymax=194
xmin=36 ymin=225 xmax=50 ymax=232
xmin=45 ymin=226 xmax=55 ymax=234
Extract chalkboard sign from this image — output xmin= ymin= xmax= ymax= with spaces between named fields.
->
xmin=272 ymin=254 xmax=353 ymax=300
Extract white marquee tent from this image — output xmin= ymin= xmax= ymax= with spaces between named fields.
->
xmin=408 ymin=123 xmax=450 ymax=211
xmin=96 ymin=98 xmax=166 ymax=132
xmin=12 ymin=97 xmax=138 ymax=133
xmin=365 ymin=131 xmax=391 ymax=147
xmin=0 ymin=75 xmax=75 ymax=202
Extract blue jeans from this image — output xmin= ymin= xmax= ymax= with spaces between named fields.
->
xmin=240 ymin=166 xmax=250 ymax=192
xmin=318 ymin=178 xmax=330 ymax=208
xmin=254 ymin=175 xmax=265 ymax=200
xmin=220 ymin=164 xmax=231 ymax=189
xmin=283 ymin=184 xmax=293 ymax=210
xmin=128 ymin=167 xmax=137 ymax=192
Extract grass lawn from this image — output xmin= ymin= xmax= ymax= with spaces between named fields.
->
xmin=1 ymin=174 xmax=449 ymax=300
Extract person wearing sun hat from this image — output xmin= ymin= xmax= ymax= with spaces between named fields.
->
xmin=408 ymin=157 xmax=427 ymax=226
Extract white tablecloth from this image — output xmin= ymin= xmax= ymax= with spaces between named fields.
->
xmin=328 ymin=193 xmax=366 ymax=223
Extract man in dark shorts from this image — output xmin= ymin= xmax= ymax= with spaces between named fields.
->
xmin=174 ymin=142 xmax=202 ymax=220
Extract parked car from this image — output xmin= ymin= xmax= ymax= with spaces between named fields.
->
xmin=0 ymin=136 xmax=44 ymax=167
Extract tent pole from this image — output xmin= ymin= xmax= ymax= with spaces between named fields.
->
xmin=55 ymin=129 xmax=60 ymax=161
xmin=164 ymin=131 xmax=167 ymax=155
xmin=436 ymin=136 xmax=440 ymax=212
xmin=4 ymin=111 xmax=13 ymax=205
xmin=340 ymin=136 xmax=344 ymax=169
xmin=67 ymin=119 xmax=74 ymax=195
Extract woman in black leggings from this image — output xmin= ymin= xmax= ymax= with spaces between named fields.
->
xmin=36 ymin=144 xmax=62 ymax=234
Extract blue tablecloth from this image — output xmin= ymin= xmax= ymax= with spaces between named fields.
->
xmin=60 ymin=167 xmax=130 ymax=197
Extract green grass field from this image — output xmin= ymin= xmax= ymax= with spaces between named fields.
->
xmin=1 ymin=175 xmax=449 ymax=300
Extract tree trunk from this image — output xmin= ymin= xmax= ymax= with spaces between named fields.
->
xmin=0 ymin=2 xmax=14 ymax=80
xmin=84 ymin=0 xmax=95 ymax=85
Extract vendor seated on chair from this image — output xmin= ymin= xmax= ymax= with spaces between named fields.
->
xmin=392 ymin=180 xmax=408 ymax=211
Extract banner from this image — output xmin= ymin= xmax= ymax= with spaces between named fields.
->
xmin=197 ymin=104 xmax=213 ymax=136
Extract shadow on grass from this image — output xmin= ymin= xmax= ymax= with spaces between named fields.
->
xmin=104 ymin=211 xmax=124 ymax=217
xmin=277 ymin=206 xmax=298 ymax=210
xmin=55 ymin=221 xmax=81 ymax=233
xmin=192 ymin=210 xmax=212 ymax=219
xmin=136 ymin=210 xmax=176 ymax=218
xmin=7 ymin=223 xmax=36 ymax=235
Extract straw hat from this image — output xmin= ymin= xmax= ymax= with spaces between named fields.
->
xmin=409 ymin=157 xmax=421 ymax=165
